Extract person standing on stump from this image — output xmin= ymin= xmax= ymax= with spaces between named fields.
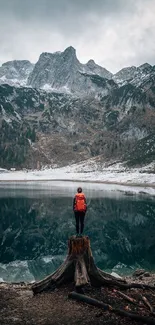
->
xmin=73 ymin=187 xmax=87 ymax=236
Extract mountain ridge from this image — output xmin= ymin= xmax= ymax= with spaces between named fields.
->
xmin=0 ymin=46 xmax=154 ymax=93
xmin=0 ymin=46 xmax=155 ymax=169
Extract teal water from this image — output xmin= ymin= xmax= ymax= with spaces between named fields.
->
xmin=0 ymin=181 xmax=155 ymax=283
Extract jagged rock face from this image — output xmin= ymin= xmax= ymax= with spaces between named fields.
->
xmin=84 ymin=59 xmax=113 ymax=79
xmin=139 ymin=63 xmax=153 ymax=73
xmin=27 ymin=46 xmax=114 ymax=95
xmin=0 ymin=47 xmax=155 ymax=169
xmin=27 ymin=47 xmax=80 ymax=91
xmin=102 ymin=83 xmax=155 ymax=113
xmin=0 ymin=81 xmax=155 ymax=169
xmin=126 ymin=133 xmax=155 ymax=166
xmin=0 ymin=60 xmax=34 ymax=87
xmin=113 ymin=63 xmax=154 ymax=87
xmin=113 ymin=66 xmax=137 ymax=84
xmin=0 ymin=47 xmax=114 ymax=94
xmin=0 ymin=47 xmax=154 ymax=96
xmin=138 ymin=67 xmax=155 ymax=102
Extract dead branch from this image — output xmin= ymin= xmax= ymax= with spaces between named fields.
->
xmin=141 ymin=295 xmax=154 ymax=313
xmin=114 ymin=289 xmax=137 ymax=305
xmin=69 ymin=291 xmax=155 ymax=325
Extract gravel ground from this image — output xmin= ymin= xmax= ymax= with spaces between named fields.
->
xmin=1 ymin=274 xmax=155 ymax=325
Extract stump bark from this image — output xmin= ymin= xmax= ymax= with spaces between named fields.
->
xmin=32 ymin=235 xmax=127 ymax=294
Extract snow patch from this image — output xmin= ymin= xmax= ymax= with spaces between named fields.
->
xmin=0 ymin=159 xmax=155 ymax=195
xmin=42 ymin=84 xmax=55 ymax=91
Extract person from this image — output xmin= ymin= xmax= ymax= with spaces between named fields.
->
xmin=73 ymin=187 xmax=87 ymax=235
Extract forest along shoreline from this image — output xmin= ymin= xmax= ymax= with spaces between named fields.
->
xmin=1 ymin=270 xmax=155 ymax=325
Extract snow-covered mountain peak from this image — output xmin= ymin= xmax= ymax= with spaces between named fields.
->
xmin=113 ymin=63 xmax=155 ymax=87
xmin=1 ymin=59 xmax=32 ymax=68
xmin=26 ymin=45 xmax=115 ymax=94
xmin=27 ymin=46 xmax=82 ymax=91
xmin=0 ymin=47 xmax=154 ymax=93
xmin=113 ymin=66 xmax=137 ymax=80
xmin=0 ymin=60 xmax=34 ymax=87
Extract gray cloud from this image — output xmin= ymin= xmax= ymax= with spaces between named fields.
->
xmin=0 ymin=0 xmax=154 ymax=72
xmin=0 ymin=0 xmax=135 ymax=18
xmin=0 ymin=0 xmax=135 ymax=34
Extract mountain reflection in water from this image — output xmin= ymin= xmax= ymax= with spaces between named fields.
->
xmin=0 ymin=181 xmax=155 ymax=282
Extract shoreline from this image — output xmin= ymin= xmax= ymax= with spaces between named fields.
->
xmin=0 ymin=160 xmax=155 ymax=194
xmin=0 ymin=178 xmax=155 ymax=188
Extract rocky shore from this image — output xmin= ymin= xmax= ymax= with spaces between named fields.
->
xmin=1 ymin=270 xmax=155 ymax=325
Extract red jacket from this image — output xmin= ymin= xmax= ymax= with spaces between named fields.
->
xmin=73 ymin=192 xmax=87 ymax=212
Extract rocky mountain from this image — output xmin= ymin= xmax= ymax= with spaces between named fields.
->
xmin=27 ymin=46 xmax=113 ymax=95
xmin=0 ymin=47 xmax=113 ymax=95
xmin=0 ymin=79 xmax=155 ymax=169
xmin=84 ymin=59 xmax=112 ymax=79
xmin=113 ymin=63 xmax=155 ymax=87
xmin=0 ymin=46 xmax=155 ymax=169
xmin=0 ymin=60 xmax=34 ymax=87
xmin=0 ymin=47 xmax=154 ymax=94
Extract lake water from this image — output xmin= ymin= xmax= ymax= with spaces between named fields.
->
xmin=0 ymin=181 xmax=155 ymax=283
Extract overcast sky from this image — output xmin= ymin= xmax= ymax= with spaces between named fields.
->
xmin=0 ymin=0 xmax=155 ymax=72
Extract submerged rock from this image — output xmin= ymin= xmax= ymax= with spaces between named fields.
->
xmin=133 ymin=269 xmax=146 ymax=277
xmin=111 ymin=272 xmax=122 ymax=279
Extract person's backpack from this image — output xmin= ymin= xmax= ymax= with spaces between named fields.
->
xmin=75 ymin=193 xmax=87 ymax=212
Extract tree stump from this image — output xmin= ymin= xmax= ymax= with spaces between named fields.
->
xmin=32 ymin=236 xmax=127 ymax=294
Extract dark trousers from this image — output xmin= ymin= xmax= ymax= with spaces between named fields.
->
xmin=74 ymin=211 xmax=85 ymax=234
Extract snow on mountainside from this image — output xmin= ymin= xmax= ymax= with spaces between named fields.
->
xmin=84 ymin=59 xmax=112 ymax=79
xmin=0 ymin=47 xmax=154 ymax=95
xmin=27 ymin=46 xmax=81 ymax=90
xmin=0 ymin=47 xmax=114 ymax=94
xmin=0 ymin=79 xmax=155 ymax=169
xmin=112 ymin=63 xmax=154 ymax=87
xmin=0 ymin=46 xmax=155 ymax=170
xmin=0 ymin=60 xmax=34 ymax=87
xmin=27 ymin=46 xmax=113 ymax=95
